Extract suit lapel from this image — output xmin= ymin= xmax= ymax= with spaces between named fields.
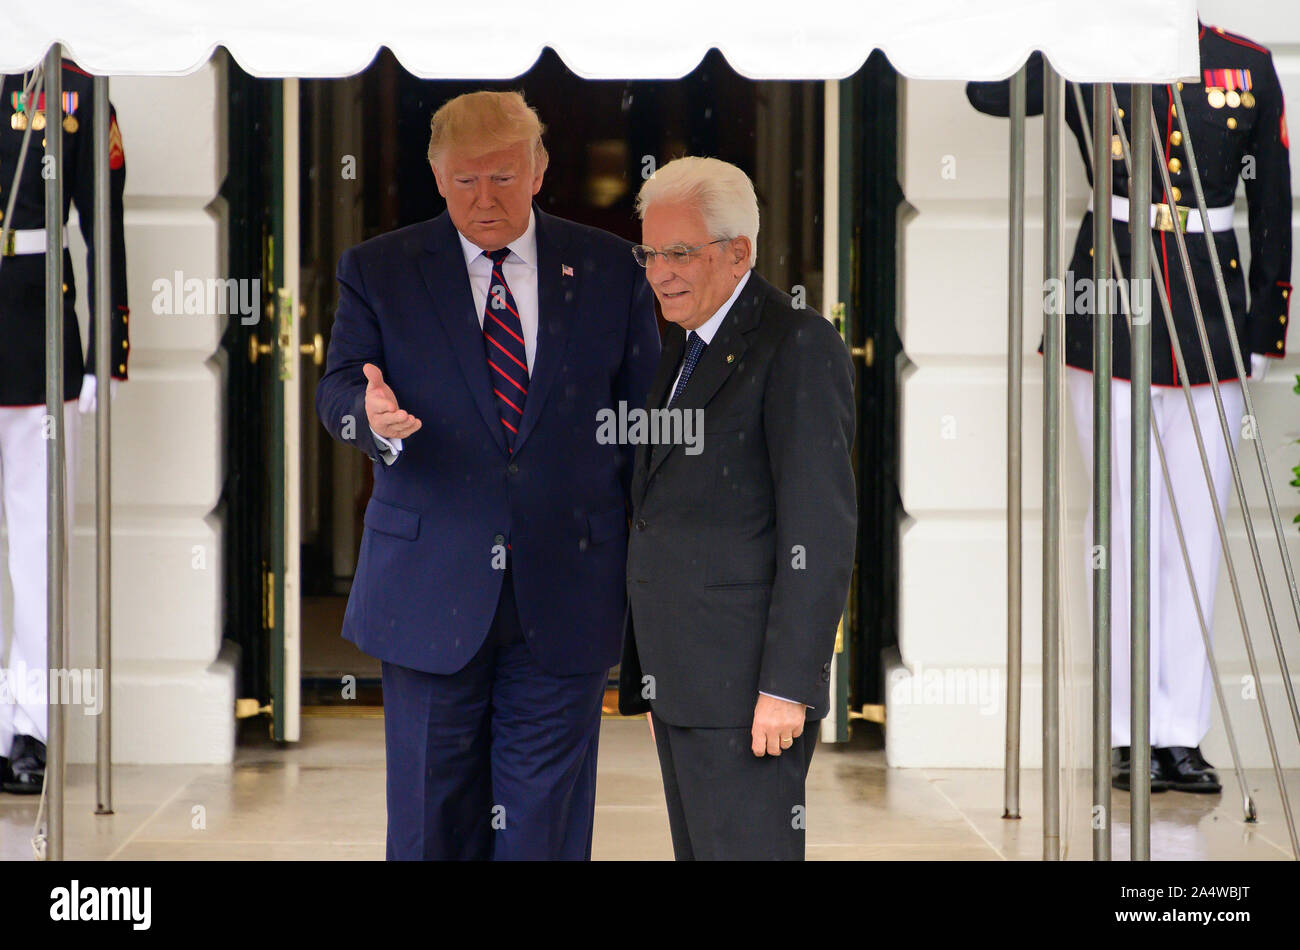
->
xmin=644 ymin=273 xmax=765 ymax=481
xmin=633 ymin=327 xmax=684 ymax=506
xmin=512 ymin=206 xmax=577 ymax=455
xmin=418 ymin=212 xmax=509 ymax=456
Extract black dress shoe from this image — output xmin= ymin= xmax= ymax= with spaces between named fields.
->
xmin=1111 ymin=746 xmax=1170 ymax=792
xmin=3 ymin=735 xmax=45 ymax=795
xmin=1154 ymin=746 xmax=1221 ymax=794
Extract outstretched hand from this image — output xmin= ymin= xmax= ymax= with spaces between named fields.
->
xmin=364 ymin=363 xmax=422 ymax=439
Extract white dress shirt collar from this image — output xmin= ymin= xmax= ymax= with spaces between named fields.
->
xmin=687 ymin=268 xmax=752 ymax=345
xmin=456 ymin=206 xmax=538 ymax=268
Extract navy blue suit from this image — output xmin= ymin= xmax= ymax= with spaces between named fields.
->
xmin=316 ymin=204 xmax=659 ymax=859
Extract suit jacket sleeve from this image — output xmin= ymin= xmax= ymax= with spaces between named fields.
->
xmin=756 ymin=313 xmax=857 ymax=706
xmin=613 ymin=270 xmax=661 ymax=504
xmin=315 ymin=247 xmax=384 ymax=462
xmin=71 ymin=88 xmax=129 ymax=381
xmin=1244 ymin=52 xmax=1292 ymax=359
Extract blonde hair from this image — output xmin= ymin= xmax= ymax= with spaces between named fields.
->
xmin=635 ymin=156 xmax=759 ymax=268
xmin=428 ymin=90 xmax=548 ymax=174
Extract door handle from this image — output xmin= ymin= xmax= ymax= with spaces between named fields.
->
xmin=299 ymin=331 xmax=324 ymax=367
xmin=851 ymin=338 xmax=875 ymax=367
xmin=248 ymin=335 xmax=272 ymax=364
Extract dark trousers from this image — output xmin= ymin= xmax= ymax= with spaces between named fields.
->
xmin=650 ymin=709 xmax=818 ymax=860
xmin=381 ymin=568 xmax=606 ymax=860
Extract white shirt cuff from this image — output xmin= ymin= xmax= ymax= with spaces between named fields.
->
xmin=760 ymin=690 xmax=810 ymax=710
xmin=370 ymin=427 xmax=402 ymax=465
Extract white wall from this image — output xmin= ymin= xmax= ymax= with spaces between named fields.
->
xmin=889 ymin=4 xmax=1300 ymax=768
xmin=60 ymin=62 xmax=235 ymax=764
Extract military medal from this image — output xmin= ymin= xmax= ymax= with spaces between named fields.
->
xmin=1204 ymin=68 xmax=1252 ymax=112
xmin=61 ymin=91 xmax=78 ymax=133
xmin=31 ymin=110 xmax=45 ymax=130
xmin=9 ymin=91 xmax=27 ymax=130
xmin=1111 ymin=134 xmax=1123 ymax=158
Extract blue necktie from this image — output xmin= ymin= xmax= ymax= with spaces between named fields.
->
xmin=668 ymin=331 xmax=706 ymax=408
xmin=481 ymin=247 xmax=528 ymax=451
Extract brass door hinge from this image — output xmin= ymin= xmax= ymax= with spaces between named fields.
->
xmin=262 ymin=567 xmax=276 ymax=630
xmin=235 ymin=698 xmax=272 ymax=719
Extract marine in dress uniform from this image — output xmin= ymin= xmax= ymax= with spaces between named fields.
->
xmin=0 ymin=60 xmax=129 ymax=792
xmin=967 ymin=22 xmax=1291 ymax=794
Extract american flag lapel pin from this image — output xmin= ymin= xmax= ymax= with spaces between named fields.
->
xmin=562 ymin=264 xmax=574 ymax=277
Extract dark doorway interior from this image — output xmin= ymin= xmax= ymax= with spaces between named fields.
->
xmin=224 ymin=48 xmax=900 ymax=720
xmin=293 ymin=49 xmax=828 ymax=698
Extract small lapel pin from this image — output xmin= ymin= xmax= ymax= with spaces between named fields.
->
xmin=726 ymin=353 xmax=735 ymax=364
xmin=561 ymin=264 xmax=574 ymax=277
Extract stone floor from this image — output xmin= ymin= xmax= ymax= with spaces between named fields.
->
xmin=0 ymin=714 xmax=1295 ymax=860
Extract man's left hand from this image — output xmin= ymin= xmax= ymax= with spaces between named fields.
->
xmin=751 ymin=693 xmax=807 ymax=757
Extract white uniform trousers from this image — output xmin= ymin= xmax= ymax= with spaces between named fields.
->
xmin=1066 ymin=367 xmax=1243 ymax=749
xmin=0 ymin=402 xmax=77 ymax=754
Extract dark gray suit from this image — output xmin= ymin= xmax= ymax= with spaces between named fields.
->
xmin=617 ymin=269 xmax=856 ymax=859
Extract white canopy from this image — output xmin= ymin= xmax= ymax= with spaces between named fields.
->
xmin=4 ymin=0 xmax=1199 ymax=82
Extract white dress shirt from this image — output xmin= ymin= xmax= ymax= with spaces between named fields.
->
xmin=668 ymin=269 xmax=751 ymax=401
xmin=373 ymin=209 xmax=540 ymax=462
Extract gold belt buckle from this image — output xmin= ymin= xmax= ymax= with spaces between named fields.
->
xmin=1153 ymin=202 xmax=1190 ymax=233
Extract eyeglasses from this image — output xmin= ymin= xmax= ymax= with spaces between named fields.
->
xmin=631 ymin=238 xmax=730 ymax=268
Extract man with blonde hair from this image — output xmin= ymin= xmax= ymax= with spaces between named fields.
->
xmin=618 ymin=156 xmax=857 ymax=859
xmin=317 ymin=90 xmax=659 ymax=860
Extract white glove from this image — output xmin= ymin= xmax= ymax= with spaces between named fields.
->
xmin=78 ymin=374 xmax=120 ymax=414
xmin=1249 ymin=354 xmax=1269 ymax=382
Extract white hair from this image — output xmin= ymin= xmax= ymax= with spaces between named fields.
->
xmin=635 ymin=156 xmax=759 ymax=268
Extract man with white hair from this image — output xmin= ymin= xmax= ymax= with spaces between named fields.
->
xmin=317 ymin=90 xmax=659 ymax=860
xmin=617 ymin=156 xmax=857 ymax=859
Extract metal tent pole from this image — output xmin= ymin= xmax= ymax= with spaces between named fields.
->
xmin=1089 ymin=83 xmax=1114 ymax=862
xmin=1127 ymin=83 xmax=1153 ymax=863
xmin=1003 ymin=62 xmax=1026 ymax=824
xmin=43 ymin=43 xmax=67 ymax=862
xmin=93 ymin=74 xmax=113 ymax=817
xmin=1041 ymin=59 xmax=1064 ymax=862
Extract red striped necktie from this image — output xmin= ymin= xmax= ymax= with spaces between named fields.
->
xmin=481 ymin=246 xmax=528 ymax=451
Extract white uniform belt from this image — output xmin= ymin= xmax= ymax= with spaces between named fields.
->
xmin=1 ymin=228 xmax=69 ymax=256
xmin=1107 ymin=195 xmax=1234 ymax=233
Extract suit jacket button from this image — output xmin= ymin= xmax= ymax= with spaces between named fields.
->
xmin=635 ymin=519 xmax=647 ymax=532
xmin=493 ymin=533 xmax=506 ymax=546
xmin=507 ymin=462 xmax=518 ymax=474
xmin=823 ymin=662 xmax=831 ymax=672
